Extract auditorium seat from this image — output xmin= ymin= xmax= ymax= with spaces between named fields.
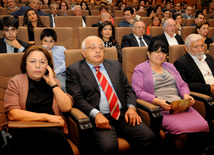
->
xmin=85 ymin=16 xmax=100 ymax=27
xmin=34 ymin=27 xmax=74 ymax=49
xmin=137 ymin=11 xmax=147 ymax=17
xmin=183 ymin=19 xmax=195 ymax=26
xmin=58 ymin=10 xmax=74 ymax=16
xmin=0 ymin=8 xmax=9 ymax=15
xmin=113 ymin=10 xmax=123 ymax=17
xmin=78 ymin=27 xmax=98 ymax=48
xmin=91 ymin=10 xmax=100 ymax=16
xmin=208 ymin=43 xmax=214 ymax=58
xmin=207 ymin=19 xmax=214 ymax=27
xmin=150 ymin=26 xmax=164 ymax=37
xmin=18 ymin=16 xmax=50 ymax=27
xmin=114 ymin=17 xmax=124 ymax=27
xmin=41 ymin=9 xmax=50 ymax=14
xmin=115 ymin=27 xmax=132 ymax=47
xmin=180 ymin=26 xmax=195 ymax=42
xmin=140 ymin=17 xmax=150 ymax=27
xmin=82 ymin=10 xmax=89 ymax=16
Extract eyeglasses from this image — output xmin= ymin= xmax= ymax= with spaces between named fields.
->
xmin=27 ymin=59 xmax=47 ymax=65
xmin=84 ymin=46 xmax=105 ymax=51
xmin=135 ymin=26 xmax=146 ymax=29
xmin=153 ymin=51 xmax=167 ymax=55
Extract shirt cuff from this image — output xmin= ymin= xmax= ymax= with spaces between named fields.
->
xmin=89 ymin=108 xmax=100 ymax=118
xmin=126 ymin=103 xmax=137 ymax=110
xmin=18 ymin=46 xmax=24 ymax=53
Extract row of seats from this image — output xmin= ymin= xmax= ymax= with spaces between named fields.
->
xmin=1 ymin=45 xmax=214 ymax=154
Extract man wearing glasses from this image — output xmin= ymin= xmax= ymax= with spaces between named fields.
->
xmin=66 ymin=36 xmax=156 ymax=155
xmin=121 ymin=20 xmax=153 ymax=49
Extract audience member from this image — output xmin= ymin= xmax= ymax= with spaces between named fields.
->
xmin=80 ymin=1 xmax=91 ymax=16
xmin=41 ymin=0 xmax=50 ymax=6
xmin=121 ymin=20 xmax=153 ymax=48
xmin=92 ymin=13 xmax=111 ymax=27
xmin=147 ymin=7 xmax=155 ymax=17
xmin=4 ymin=45 xmax=74 ymax=155
xmin=73 ymin=5 xmax=86 ymax=27
xmin=131 ymin=39 xmax=209 ymax=155
xmin=118 ymin=6 xmax=134 ymax=27
xmin=181 ymin=5 xmax=195 ymax=19
xmin=195 ymin=21 xmax=213 ymax=50
xmin=174 ymin=34 xmax=214 ymax=96
xmin=162 ymin=9 xmax=171 ymax=24
xmin=10 ymin=0 xmax=46 ymax=19
xmin=99 ymin=5 xmax=114 ymax=26
xmin=59 ymin=0 xmax=68 ymax=16
xmin=48 ymin=3 xmax=60 ymax=27
xmin=139 ymin=5 xmax=146 ymax=12
xmin=6 ymin=0 xmax=18 ymax=10
xmin=182 ymin=1 xmax=187 ymax=10
xmin=117 ymin=2 xmax=127 ymax=10
xmin=202 ymin=8 xmax=208 ymax=16
xmin=40 ymin=28 xmax=67 ymax=92
xmin=23 ymin=8 xmax=45 ymax=44
xmin=146 ymin=14 xmax=162 ymax=35
xmin=192 ymin=4 xmax=197 ymax=13
xmin=208 ymin=2 xmax=214 ymax=14
xmin=0 ymin=17 xmax=29 ymax=53
xmin=98 ymin=21 xmax=122 ymax=62
xmin=154 ymin=18 xmax=184 ymax=46
xmin=171 ymin=2 xmax=184 ymax=15
xmin=133 ymin=7 xmax=141 ymax=20
xmin=190 ymin=11 xmax=205 ymax=26
xmin=66 ymin=35 xmax=156 ymax=155
xmin=173 ymin=14 xmax=183 ymax=35
xmin=154 ymin=5 xmax=162 ymax=13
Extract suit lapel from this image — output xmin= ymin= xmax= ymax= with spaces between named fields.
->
xmin=205 ymin=55 xmax=214 ymax=75
xmin=130 ymin=34 xmax=139 ymax=46
xmin=143 ymin=35 xmax=150 ymax=46
xmin=81 ymin=61 xmax=100 ymax=92
xmin=162 ymin=33 xmax=169 ymax=46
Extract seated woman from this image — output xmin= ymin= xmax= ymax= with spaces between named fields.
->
xmin=146 ymin=14 xmax=162 ymax=35
xmin=80 ymin=1 xmax=91 ymax=15
xmin=173 ymin=14 xmax=183 ymax=35
xmin=4 ymin=46 xmax=74 ymax=155
xmin=59 ymin=0 xmax=69 ymax=16
xmin=98 ymin=21 xmax=122 ymax=63
xmin=133 ymin=6 xmax=141 ymax=20
xmin=195 ymin=21 xmax=213 ymax=50
xmin=162 ymin=9 xmax=170 ymax=25
xmin=131 ymin=40 xmax=209 ymax=154
xmin=23 ymin=8 xmax=45 ymax=45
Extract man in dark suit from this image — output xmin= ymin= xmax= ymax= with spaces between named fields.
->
xmin=10 ymin=0 xmax=46 ymax=19
xmin=92 ymin=13 xmax=111 ymax=27
xmin=48 ymin=3 xmax=60 ymax=27
xmin=66 ymin=36 xmax=155 ymax=155
xmin=171 ymin=2 xmax=185 ymax=16
xmin=121 ymin=20 xmax=153 ymax=49
xmin=174 ymin=34 xmax=214 ymax=96
xmin=154 ymin=18 xmax=184 ymax=46
xmin=73 ymin=5 xmax=86 ymax=27
xmin=0 ymin=16 xmax=29 ymax=53
xmin=181 ymin=5 xmax=195 ymax=19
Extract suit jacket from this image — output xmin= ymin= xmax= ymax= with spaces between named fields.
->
xmin=121 ymin=34 xmax=154 ymax=49
xmin=10 ymin=6 xmax=46 ymax=19
xmin=174 ymin=53 xmax=214 ymax=95
xmin=0 ymin=38 xmax=29 ymax=53
xmin=66 ymin=59 xmax=137 ymax=116
xmin=92 ymin=22 xmax=101 ymax=27
xmin=154 ymin=33 xmax=184 ymax=46
xmin=181 ymin=13 xmax=195 ymax=19
xmin=48 ymin=14 xmax=62 ymax=27
xmin=132 ymin=60 xmax=190 ymax=103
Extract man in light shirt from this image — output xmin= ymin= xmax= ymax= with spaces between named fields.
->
xmin=73 ymin=5 xmax=86 ymax=27
xmin=174 ymin=34 xmax=214 ymax=96
xmin=121 ymin=20 xmax=153 ymax=49
xmin=154 ymin=18 xmax=184 ymax=46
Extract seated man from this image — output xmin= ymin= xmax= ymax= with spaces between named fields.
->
xmin=10 ymin=0 xmax=46 ymax=19
xmin=171 ymin=2 xmax=184 ymax=16
xmin=190 ymin=11 xmax=205 ymax=26
xmin=154 ymin=18 xmax=184 ymax=46
xmin=181 ymin=5 xmax=195 ymax=19
xmin=0 ymin=16 xmax=29 ymax=53
xmin=99 ymin=5 xmax=114 ymax=25
xmin=73 ymin=5 xmax=86 ymax=27
xmin=121 ymin=20 xmax=153 ymax=49
xmin=40 ymin=28 xmax=66 ymax=92
xmin=118 ymin=6 xmax=135 ymax=27
xmin=6 ymin=0 xmax=18 ymax=10
xmin=66 ymin=36 xmax=156 ymax=155
xmin=48 ymin=3 xmax=60 ymax=28
xmin=92 ymin=13 xmax=111 ymax=27
xmin=174 ymin=34 xmax=214 ymax=96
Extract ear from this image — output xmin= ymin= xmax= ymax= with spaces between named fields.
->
xmin=81 ymin=49 xmax=85 ymax=58
xmin=184 ymin=45 xmax=189 ymax=53
xmin=147 ymin=51 xmax=150 ymax=58
xmin=1 ymin=30 xmax=4 ymax=35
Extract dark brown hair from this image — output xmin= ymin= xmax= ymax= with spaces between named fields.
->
xmin=20 ymin=45 xmax=53 ymax=73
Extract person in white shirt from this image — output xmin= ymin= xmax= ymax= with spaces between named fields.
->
xmin=48 ymin=3 xmax=59 ymax=27
xmin=73 ymin=5 xmax=86 ymax=27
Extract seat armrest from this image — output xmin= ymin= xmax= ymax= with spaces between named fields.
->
xmin=137 ymin=99 xmax=163 ymax=134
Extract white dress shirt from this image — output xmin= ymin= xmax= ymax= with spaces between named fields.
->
xmin=164 ymin=32 xmax=179 ymax=46
xmin=133 ymin=34 xmax=148 ymax=47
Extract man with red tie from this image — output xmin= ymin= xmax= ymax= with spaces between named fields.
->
xmin=66 ymin=36 xmax=155 ymax=155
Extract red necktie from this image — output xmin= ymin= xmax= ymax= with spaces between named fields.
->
xmin=94 ymin=66 xmax=120 ymax=120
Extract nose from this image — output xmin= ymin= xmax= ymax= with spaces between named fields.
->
xmin=9 ymin=30 xmax=13 ymax=35
xmin=35 ymin=61 xmax=40 ymax=68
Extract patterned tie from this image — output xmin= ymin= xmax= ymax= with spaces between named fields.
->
xmin=94 ymin=66 xmax=120 ymax=120
xmin=139 ymin=37 xmax=145 ymax=47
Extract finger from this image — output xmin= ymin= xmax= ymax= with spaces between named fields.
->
xmin=125 ymin=114 xmax=129 ymax=123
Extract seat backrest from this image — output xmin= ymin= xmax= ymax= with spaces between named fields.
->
xmin=91 ymin=10 xmax=99 ymax=16
xmin=181 ymin=26 xmax=196 ymax=42
xmin=115 ymin=27 xmax=132 ymax=47
xmin=208 ymin=43 xmax=214 ymax=58
xmin=85 ymin=15 xmax=100 ymax=27
xmin=183 ymin=19 xmax=195 ymax=26
xmin=41 ymin=9 xmax=50 ymax=14
xmin=82 ymin=10 xmax=89 ymax=16
xmin=0 ymin=8 xmax=9 ymax=15
xmin=34 ymin=27 xmax=73 ymax=49
xmin=64 ymin=47 xmax=118 ymax=68
xmin=58 ymin=10 xmax=74 ymax=16
xmin=168 ymin=44 xmax=208 ymax=64
xmin=140 ymin=17 xmax=150 ymax=27
xmin=137 ymin=11 xmax=147 ymax=17
xmin=122 ymin=47 xmax=148 ymax=85
xmin=55 ymin=16 xmax=82 ymax=49
xmin=150 ymin=26 xmax=164 ymax=37
xmin=114 ymin=17 xmax=124 ymax=27
xmin=113 ymin=10 xmax=123 ymax=17
xmin=78 ymin=27 xmax=98 ymax=49
xmin=207 ymin=19 xmax=214 ymax=27
xmin=0 ymin=26 xmax=29 ymax=43
xmin=0 ymin=53 xmax=24 ymax=126
xmin=18 ymin=16 xmax=50 ymax=27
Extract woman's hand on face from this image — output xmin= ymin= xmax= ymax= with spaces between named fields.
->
xmin=184 ymin=94 xmax=195 ymax=106
xmin=43 ymin=65 xmax=57 ymax=87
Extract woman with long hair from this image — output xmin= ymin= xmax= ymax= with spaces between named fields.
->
xmin=80 ymin=1 xmax=91 ymax=15
xmin=146 ymin=14 xmax=162 ymax=35
xmin=59 ymin=0 xmax=69 ymax=16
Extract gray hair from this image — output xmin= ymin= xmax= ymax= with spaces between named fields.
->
xmin=31 ymin=0 xmax=42 ymax=5
xmin=163 ymin=18 xmax=174 ymax=29
xmin=132 ymin=20 xmax=145 ymax=28
xmin=185 ymin=34 xmax=204 ymax=48
xmin=74 ymin=5 xmax=81 ymax=10
xmin=50 ymin=3 xmax=59 ymax=9
xmin=82 ymin=36 xmax=104 ymax=49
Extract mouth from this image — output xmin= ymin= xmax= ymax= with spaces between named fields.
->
xmin=34 ymin=71 xmax=41 ymax=73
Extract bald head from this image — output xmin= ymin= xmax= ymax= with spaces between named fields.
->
xmin=100 ymin=13 xmax=111 ymax=23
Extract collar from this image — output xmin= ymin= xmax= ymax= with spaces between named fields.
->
xmin=188 ymin=52 xmax=207 ymax=62
xmin=164 ymin=31 xmax=176 ymax=38
xmin=86 ymin=61 xmax=104 ymax=70
xmin=133 ymin=34 xmax=143 ymax=39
